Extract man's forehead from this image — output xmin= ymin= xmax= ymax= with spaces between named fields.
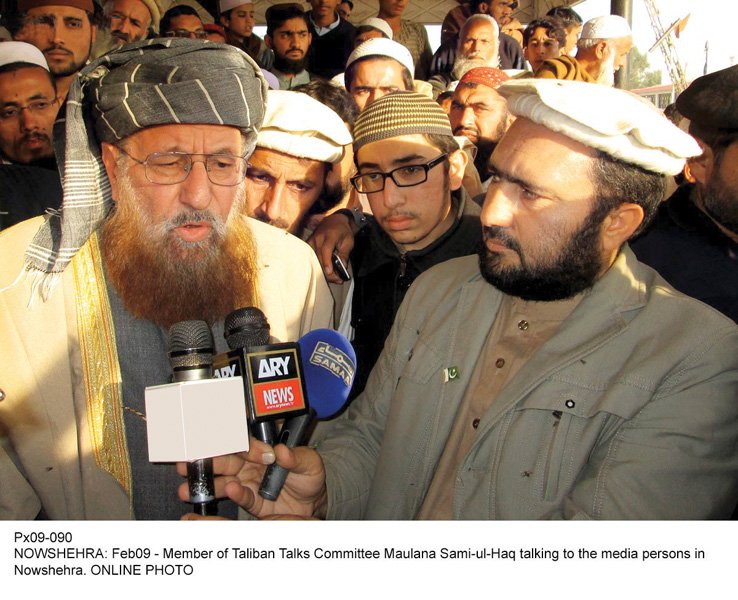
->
xmin=25 ymin=5 xmax=88 ymax=17
xmin=252 ymin=146 xmax=325 ymax=172
xmin=0 ymin=66 xmax=54 ymax=98
xmin=497 ymin=117 xmax=596 ymax=163
xmin=275 ymin=20 xmax=308 ymax=33
xmin=455 ymin=84 xmax=505 ymax=103
xmin=463 ymin=22 xmax=496 ymax=39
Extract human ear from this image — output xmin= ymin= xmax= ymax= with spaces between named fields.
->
xmin=101 ymin=142 xmax=121 ymax=202
xmin=601 ymin=202 xmax=644 ymax=251
xmin=447 ymin=148 xmax=469 ymax=191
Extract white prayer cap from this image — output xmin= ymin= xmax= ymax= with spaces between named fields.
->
xmin=496 ymin=79 xmax=702 ymax=175
xmin=0 ymin=41 xmax=49 ymax=71
xmin=345 ymin=38 xmax=414 ymax=78
xmin=258 ymin=90 xmax=352 ymax=164
xmin=580 ymin=15 xmax=632 ymax=40
xmin=219 ymin=0 xmax=252 ymax=13
xmin=359 ymin=17 xmax=393 ymax=40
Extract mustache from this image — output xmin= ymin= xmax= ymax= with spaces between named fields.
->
xmin=42 ymin=44 xmax=72 ymax=55
xmin=454 ymin=125 xmax=478 ymax=136
xmin=482 ymin=225 xmax=522 ymax=253
xmin=21 ymin=131 xmax=51 ymax=143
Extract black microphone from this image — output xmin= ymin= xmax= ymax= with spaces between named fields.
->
xmin=213 ymin=307 xmax=308 ymax=446
xmin=221 ymin=307 xmax=277 ymax=445
xmin=167 ymin=320 xmax=217 ymax=516
xmin=259 ymin=329 xmax=356 ymax=501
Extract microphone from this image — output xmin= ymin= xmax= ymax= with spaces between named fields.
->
xmin=168 ymin=320 xmax=217 ymax=516
xmin=259 ymin=329 xmax=356 ymax=501
xmin=218 ymin=307 xmax=277 ymax=445
xmin=213 ymin=307 xmax=308 ymax=445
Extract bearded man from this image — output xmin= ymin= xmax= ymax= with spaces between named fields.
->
xmin=6 ymin=0 xmax=98 ymax=101
xmin=0 ymin=40 xmax=333 ymax=520
xmin=632 ymin=64 xmax=738 ymax=323
xmin=428 ymin=14 xmax=500 ymax=99
xmin=535 ymin=14 xmax=632 ymax=86
xmin=198 ymin=80 xmax=738 ymax=521
xmin=449 ymin=67 xmax=511 ymax=185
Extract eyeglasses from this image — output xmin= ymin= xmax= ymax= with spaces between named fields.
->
xmin=115 ymin=147 xmax=249 ymax=186
xmin=351 ymin=154 xmax=448 ymax=194
xmin=0 ymin=99 xmax=57 ymax=121
xmin=165 ymin=29 xmax=208 ymax=39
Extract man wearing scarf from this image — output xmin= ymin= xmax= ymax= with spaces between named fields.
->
xmin=0 ymin=39 xmax=333 ymax=520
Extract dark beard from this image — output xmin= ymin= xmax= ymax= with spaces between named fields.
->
xmin=478 ymin=206 xmax=607 ymax=301
xmin=699 ymin=171 xmax=738 ymax=234
xmin=274 ymin=53 xmax=308 ymax=75
xmin=100 ymin=179 xmax=259 ymax=328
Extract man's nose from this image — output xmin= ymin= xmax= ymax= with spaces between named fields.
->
xmin=480 ymin=183 xmax=515 ymax=228
xmin=261 ymin=182 xmax=287 ymax=222
xmin=179 ymin=160 xmax=213 ymax=210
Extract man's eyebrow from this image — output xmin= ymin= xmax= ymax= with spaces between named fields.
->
xmin=359 ymin=154 xmax=427 ymax=170
xmin=63 ymin=16 xmax=83 ymax=23
xmin=488 ymin=161 xmax=551 ymax=196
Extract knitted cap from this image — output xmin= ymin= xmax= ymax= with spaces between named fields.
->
xmin=353 ymin=91 xmax=453 ymax=152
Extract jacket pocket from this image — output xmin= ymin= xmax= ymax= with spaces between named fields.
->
xmin=514 ymin=379 xmax=647 ymax=503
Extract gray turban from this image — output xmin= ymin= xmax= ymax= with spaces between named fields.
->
xmin=25 ymin=38 xmax=268 ymax=296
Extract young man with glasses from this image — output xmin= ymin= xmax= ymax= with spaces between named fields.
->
xmin=159 ymin=5 xmax=207 ymax=40
xmin=328 ymin=91 xmax=481 ymax=399
xmin=0 ymin=40 xmax=333 ymax=520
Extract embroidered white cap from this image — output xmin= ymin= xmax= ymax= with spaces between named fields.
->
xmin=258 ymin=90 xmax=353 ymax=163
xmin=497 ymin=78 xmax=701 ymax=175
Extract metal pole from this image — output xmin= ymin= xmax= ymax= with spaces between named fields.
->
xmin=611 ymin=0 xmax=634 ymax=89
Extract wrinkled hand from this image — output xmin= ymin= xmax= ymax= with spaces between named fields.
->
xmin=307 ymin=212 xmax=357 ymax=284
xmin=177 ymin=438 xmax=327 ymax=520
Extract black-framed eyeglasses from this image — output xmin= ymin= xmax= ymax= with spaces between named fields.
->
xmin=115 ymin=146 xmax=249 ymax=186
xmin=351 ymin=154 xmax=448 ymax=194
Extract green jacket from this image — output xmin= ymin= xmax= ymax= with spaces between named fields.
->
xmin=317 ymin=247 xmax=738 ymax=519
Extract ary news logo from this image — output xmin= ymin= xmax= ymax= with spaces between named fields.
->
xmin=309 ymin=341 xmax=354 ymax=387
xmin=248 ymin=347 xmax=307 ymax=416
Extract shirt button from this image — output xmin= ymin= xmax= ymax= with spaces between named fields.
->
xmin=472 ymin=418 xmax=481 ymax=429
xmin=495 ymin=358 xmax=505 ymax=368
xmin=565 ymin=399 xmax=575 ymax=408
xmin=517 ymin=320 xmax=529 ymax=331
xmin=0 ymin=388 xmax=4 ymax=402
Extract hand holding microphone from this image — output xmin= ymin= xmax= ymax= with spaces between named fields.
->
xmin=259 ymin=328 xmax=356 ymax=501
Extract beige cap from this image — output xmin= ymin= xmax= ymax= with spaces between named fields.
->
xmin=258 ymin=90 xmax=352 ymax=163
xmin=497 ymin=78 xmax=701 ymax=175
xmin=218 ymin=0 xmax=253 ymax=13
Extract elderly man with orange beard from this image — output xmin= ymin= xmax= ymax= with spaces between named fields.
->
xmin=0 ymin=39 xmax=333 ymax=520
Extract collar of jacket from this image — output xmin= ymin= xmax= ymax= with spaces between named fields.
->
xmin=355 ymin=187 xmax=481 ymax=278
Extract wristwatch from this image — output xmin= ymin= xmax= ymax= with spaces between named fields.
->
xmin=335 ymin=207 xmax=368 ymax=231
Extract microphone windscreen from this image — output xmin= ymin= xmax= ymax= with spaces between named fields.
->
xmin=297 ymin=329 xmax=356 ymax=419
xmin=224 ymin=307 xmax=270 ymax=349
xmin=167 ymin=320 xmax=214 ymax=369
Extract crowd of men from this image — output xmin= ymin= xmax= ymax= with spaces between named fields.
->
xmin=0 ymin=0 xmax=736 ymax=521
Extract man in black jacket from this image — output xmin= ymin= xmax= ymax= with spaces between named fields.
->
xmin=305 ymin=0 xmax=356 ymax=79
xmin=312 ymin=91 xmax=481 ymax=398
xmin=631 ymin=65 xmax=738 ymax=323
